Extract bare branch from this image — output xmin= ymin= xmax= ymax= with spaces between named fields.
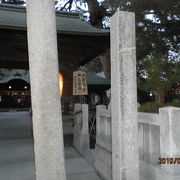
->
xmin=61 ymin=0 xmax=73 ymax=11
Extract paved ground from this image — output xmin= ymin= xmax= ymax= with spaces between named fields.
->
xmin=0 ymin=111 xmax=32 ymax=139
xmin=0 ymin=138 xmax=101 ymax=180
xmin=0 ymin=111 xmax=149 ymax=180
xmin=0 ymin=111 xmax=101 ymax=180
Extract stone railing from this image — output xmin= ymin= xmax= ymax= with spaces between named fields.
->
xmin=94 ymin=105 xmax=112 ymax=180
xmin=138 ymin=112 xmax=160 ymax=164
xmin=94 ymin=105 xmax=180 ymax=180
xmin=73 ymin=104 xmax=90 ymax=156
xmin=139 ymin=107 xmax=180 ymax=180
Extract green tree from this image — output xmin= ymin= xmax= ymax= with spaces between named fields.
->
xmin=104 ymin=0 xmax=180 ymax=93
xmin=138 ymin=53 xmax=180 ymax=103
xmin=67 ymin=0 xmax=179 ymax=80
xmin=103 ymin=0 xmax=180 ymax=60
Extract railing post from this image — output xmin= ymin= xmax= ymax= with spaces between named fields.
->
xmin=111 ymin=11 xmax=139 ymax=180
xmin=143 ymin=124 xmax=160 ymax=164
xmin=96 ymin=105 xmax=106 ymax=146
xmin=160 ymin=107 xmax=180 ymax=178
xmin=95 ymin=105 xmax=112 ymax=180
xmin=73 ymin=104 xmax=89 ymax=155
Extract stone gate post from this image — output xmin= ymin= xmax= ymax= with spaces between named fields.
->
xmin=26 ymin=0 xmax=66 ymax=179
xmin=111 ymin=11 xmax=139 ymax=180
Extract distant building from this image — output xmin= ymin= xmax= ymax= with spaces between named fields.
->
xmin=0 ymin=71 xmax=110 ymax=111
xmin=0 ymin=4 xmax=110 ymax=111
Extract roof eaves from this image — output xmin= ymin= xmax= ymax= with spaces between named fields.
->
xmin=0 ymin=3 xmax=80 ymax=19
xmin=0 ymin=3 xmax=110 ymax=36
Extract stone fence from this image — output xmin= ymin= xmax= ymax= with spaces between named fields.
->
xmin=94 ymin=105 xmax=180 ymax=180
xmin=138 ymin=112 xmax=160 ymax=164
xmin=94 ymin=105 xmax=112 ymax=180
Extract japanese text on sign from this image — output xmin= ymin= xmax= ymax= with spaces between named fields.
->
xmin=73 ymin=70 xmax=88 ymax=96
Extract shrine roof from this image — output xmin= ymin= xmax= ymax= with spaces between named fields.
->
xmin=0 ymin=4 xmax=110 ymax=36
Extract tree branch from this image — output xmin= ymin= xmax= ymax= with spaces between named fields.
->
xmin=61 ymin=0 xmax=73 ymax=11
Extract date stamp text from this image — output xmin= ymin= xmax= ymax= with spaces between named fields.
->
xmin=159 ymin=158 xmax=180 ymax=164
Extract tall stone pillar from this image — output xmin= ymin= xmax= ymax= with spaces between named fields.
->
xmin=111 ymin=11 xmax=139 ymax=180
xmin=26 ymin=1 xmax=66 ymax=180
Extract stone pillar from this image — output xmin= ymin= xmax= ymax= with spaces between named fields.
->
xmin=160 ymin=107 xmax=180 ymax=177
xmin=26 ymin=1 xmax=66 ymax=180
xmin=111 ymin=11 xmax=139 ymax=180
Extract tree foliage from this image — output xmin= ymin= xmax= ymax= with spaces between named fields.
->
xmin=103 ymin=0 xmax=180 ymax=61
xmin=138 ymin=53 xmax=180 ymax=102
xmin=104 ymin=0 xmax=180 ymax=99
xmin=56 ymin=0 xmax=180 ymax=84
xmin=138 ymin=54 xmax=180 ymax=91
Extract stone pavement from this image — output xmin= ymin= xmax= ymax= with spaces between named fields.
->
xmin=0 ymin=111 xmax=150 ymax=180
xmin=0 ymin=111 xmax=74 ymax=146
xmin=0 ymin=138 xmax=101 ymax=180
xmin=0 ymin=111 xmax=101 ymax=180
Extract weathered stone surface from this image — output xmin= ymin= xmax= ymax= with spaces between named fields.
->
xmin=143 ymin=124 xmax=160 ymax=164
xmin=95 ymin=105 xmax=112 ymax=180
xmin=95 ymin=144 xmax=112 ymax=180
xmin=138 ymin=123 xmax=144 ymax=160
xmin=67 ymin=172 xmax=101 ymax=180
xmin=96 ymin=105 xmax=111 ymax=152
xmin=138 ymin=112 xmax=161 ymax=164
xmin=111 ymin=11 xmax=139 ymax=180
xmin=73 ymin=104 xmax=90 ymax=156
xmin=26 ymin=0 xmax=66 ymax=179
xmin=160 ymin=107 xmax=180 ymax=176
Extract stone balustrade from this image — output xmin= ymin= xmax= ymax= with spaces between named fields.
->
xmin=94 ymin=106 xmax=180 ymax=180
xmin=95 ymin=105 xmax=112 ymax=180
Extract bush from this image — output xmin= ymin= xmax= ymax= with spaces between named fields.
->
xmin=172 ymin=99 xmax=180 ymax=108
xmin=138 ymin=102 xmax=164 ymax=113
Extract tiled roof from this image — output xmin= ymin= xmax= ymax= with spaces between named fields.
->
xmin=0 ymin=4 xmax=110 ymax=36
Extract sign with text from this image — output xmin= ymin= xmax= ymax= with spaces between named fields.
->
xmin=73 ymin=70 xmax=88 ymax=96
